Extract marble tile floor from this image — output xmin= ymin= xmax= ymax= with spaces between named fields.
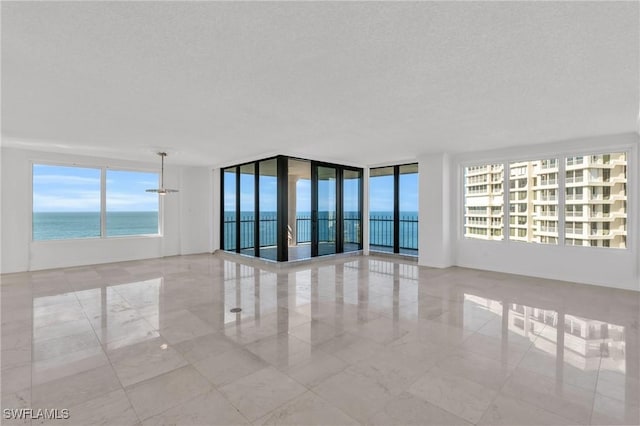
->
xmin=1 ymin=253 xmax=639 ymax=425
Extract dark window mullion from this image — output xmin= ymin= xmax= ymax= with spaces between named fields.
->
xmin=336 ymin=168 xmax=344 ymax=253
xmin=220 ymin=169 xmax=225 ymax=250
xmin=276 ymin=156 xmax=289 ymax=262
xmin=254 ymin=162 xmax=260 ymax=258
xmin=235 ymin=166 xmax=241 ymax=253
xmin=311 ymin=163 xmax=318 ymax=258
xmin=393 ymin=165 xmax=400 ymax=253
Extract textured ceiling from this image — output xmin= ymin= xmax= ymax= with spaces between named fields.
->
xmin=2 ymin=1 xmax=638 ymax=167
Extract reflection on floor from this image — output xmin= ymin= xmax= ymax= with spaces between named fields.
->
xmin=243 ymin=243 xmax=363 ymax=261
xmin=1 ymin=254 xmax=638 ymax=425
xmin=371 ymin=245 xmax=419 ymax=257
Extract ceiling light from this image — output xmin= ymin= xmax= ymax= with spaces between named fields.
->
xmin=146 ymin=152 xmax=178 ymax=195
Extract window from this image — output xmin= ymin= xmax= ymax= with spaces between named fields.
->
xmin=399 ymin=164 xmax=419 ymax=253
xmin=106 ymin=170 xmax=159 ymax=237
xmin=33 ymin=164 xmax=101 ymax=240
xmin=369 ymin=167 xmax=394 ymax=251
xmin=222 ymin=167 xmax=237 ymax=251
xmin=33 ymin=164 xmax=159 ymax=241
xmin=221 ymin=156 xmax=363 ymax=261
xmin=524 ymin=157 xmax=560 ymax=246
xmin=259 ymin=159 xmax=278 ymax=260
xmin=565 ymin=152 xmax=626 ymax=249
xmin=343 ymin=169 xmax=362 ymax=252
xmin=464 ymin=164 xmax=503 ymax=240
xmin=464 ymin=151 xmax=628 ymax=250
xmin=369 ymin=164 xmax=419 ymax=255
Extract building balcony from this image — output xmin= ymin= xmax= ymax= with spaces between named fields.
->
xmin=565 ymin=162 xmax=585 ymax=169
xmin=586 ymin=196 xmax=615 ymax=204
xmin=465 ymin=180 xmax=488 ymax=186
xmin=587 ymin=230 xmax=613 ymax=239
xmin=535 ymin=213 xmax=558 ymax=219
xmin=509 ymin=223 xmax=529 ymax=229
xmin=610 ymin=194 xmax=627 ymax=201
xmin=466 ymin=222 xmax=489 ymax=227
xmin=464 ymin=232 xmax=491 ymax=239
xmin=465 ymin=168 xmax=489 ymax=176
xmin=533 ymin=198 xmax=558 ymax=205
xmin=584 ymin=180 xmax=614 ymax=187
xmin=534 ymin=228 xmax=559 ymax=236
xmin=533 ymin=183 xmax=559 ymax=190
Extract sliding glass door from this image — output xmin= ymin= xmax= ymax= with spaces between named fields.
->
xmin=313 ymin=165 xmax=337 ymax=256
xmin=222 ymin=156 xmax=362 ymax=261
xmin=259 ymin=159 xmax=278 ymax=260
xmin=369 ymin=163 xmax=419 ymax=256
xmin=343 ymin=169 xmax=362 ymax=253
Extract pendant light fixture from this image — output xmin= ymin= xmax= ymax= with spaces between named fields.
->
xmin=146 ymin=152 xmax=179 ymax=195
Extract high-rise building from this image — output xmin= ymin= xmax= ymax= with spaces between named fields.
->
xmin=464 ymin=164 xmax=505 ymax=240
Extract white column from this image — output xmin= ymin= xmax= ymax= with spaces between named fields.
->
xmin=418 ymin=153 xmax=453 ymax=268
xmin=211 ymin=168 xmax=221 ymax=252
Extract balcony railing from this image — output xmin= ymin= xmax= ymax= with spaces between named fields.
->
xmin=223 ymin=215 xmax=361 ymax=250
xmin=370 ymin=215 xmax=419 ymax=250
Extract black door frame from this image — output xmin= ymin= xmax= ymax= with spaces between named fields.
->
xmin=221 ymin=156 xmax=363 ymax=261
xmin=369 ymin=162 xmax=418 ymax=254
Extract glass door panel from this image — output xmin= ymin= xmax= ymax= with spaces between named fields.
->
xmin=222 ymin=167 xmax=237 ymax=251
xmin=369 ymin=166 xmax=394 ymax=253
xmin=239 ymin=163 xmax=255 ymax=255
xmin=343 ymin=169 xmax=362 ymax=252
xmin=316 ymin=165 xmax=337 ymax=256
xmin=288 ymin=159 xmax=312 ymax=260
xmin=259 ymin=159 xmax=278 ymax=260
xmin=399 ymin=164 xmax=419 ymax=255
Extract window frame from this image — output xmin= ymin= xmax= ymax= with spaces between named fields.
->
xmin=459 ymin=147 xmax=631 ymax=251
xmin=369 ymin=162 xmax=419 ymax=255
xmin=30 ymin=160 xmax=162 ymax=242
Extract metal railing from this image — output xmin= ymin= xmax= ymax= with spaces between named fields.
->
xmin=369 ymin=215 xmax=418 ymax=250
xmin=223 ymin=215 xmax=361 ymax=249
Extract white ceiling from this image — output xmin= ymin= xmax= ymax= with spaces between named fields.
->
xmin=2 ymin=1 xmax=638 ymax=167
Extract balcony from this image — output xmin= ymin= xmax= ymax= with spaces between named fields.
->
xmin=565 ymin=177 xmax=584 ymax=184
xmin=534 ymin=226 xmax=558 ymax=236
xmin=588 ymin=229 xmax=612 ymax=239
xmin=465 ymin=167 xmax=489 ymax=176
xmin=465 ymin=178 xmax=488 ymax=185
xmin=370 ymin=216 xmax=418 ymax=250
xmin=536 ymin=213 xmax=558 ymax=219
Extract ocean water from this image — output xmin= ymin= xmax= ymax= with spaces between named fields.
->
xmin=33 ymin=212 xmax=158 ymax=240
xmin=223 ymin=211 xmax=418 ymax=250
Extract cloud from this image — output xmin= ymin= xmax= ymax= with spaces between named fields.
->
xmin=33 ymin=174 xmax=101 ymax=185
xmin=106 ymin=191 xmax=159 ymax=211
xmin=33 ymin=190 xmax=101 ymax=211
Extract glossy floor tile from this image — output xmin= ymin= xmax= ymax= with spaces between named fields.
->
xmin=1 ymin=253 xmax=639 ymax=425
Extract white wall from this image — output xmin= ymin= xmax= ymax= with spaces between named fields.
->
xmin=211 ymin=169 xmax=221 ymax=252
xmin=179 ymin=167 xmax=214 ymax=255
xmin=0 ymin=147 xmax=212 ymax=273
xmin=452 ymin=133 xmax=639 ymax=291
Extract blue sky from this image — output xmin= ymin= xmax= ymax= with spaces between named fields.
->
xmin=225 ymin=175 xmax=362 ymax=213
xmin=224 ymin=172 xmax=418 ymax=213
xmin=370 ymin=174 xmax=419 ymax=212
xmin=33 ymin=165 xmax=159 ymax=212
